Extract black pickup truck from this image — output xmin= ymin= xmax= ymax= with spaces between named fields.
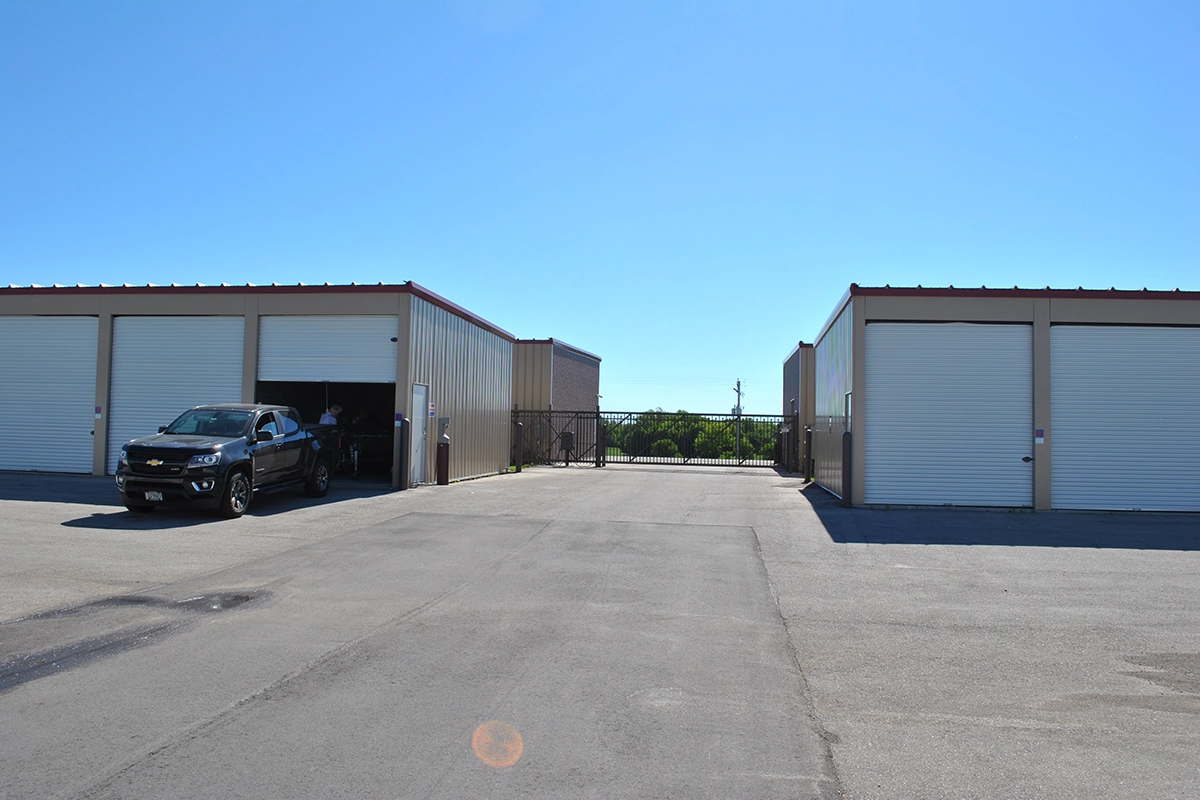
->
xmin=115 ymin=404 xmax=336 ymax=518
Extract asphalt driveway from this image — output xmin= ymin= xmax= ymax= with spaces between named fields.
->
xmin=1 ymin=466 xmax=1197 ymax=799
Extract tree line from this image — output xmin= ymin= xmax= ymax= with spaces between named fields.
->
xmin=604 ymin=409 xmax=779 ymax=461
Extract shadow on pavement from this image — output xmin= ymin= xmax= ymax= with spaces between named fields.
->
xmin=0 ymin=473 xmax=120 ymax=505
xmin=0 ymin=472 xmax=395 ymax=529
xmin=801 ymin=483 xmax=1200 ymax=551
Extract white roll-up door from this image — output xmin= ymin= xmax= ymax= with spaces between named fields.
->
xmin=0 ymin=317 xmax=99 ymax=473
xmin=865 ymin=323 xmax=1034 ymax=506
xmin=107 ymin=317 xmax=244 ymax=474
xmin=258 ymin=316 xmax=399 ymax=382
xmin=1051 ymin=326 xmax=1200 ymax=511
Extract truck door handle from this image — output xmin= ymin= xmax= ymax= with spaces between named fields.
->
xmin=1022 ymin=456 xmax=1033 ymax=463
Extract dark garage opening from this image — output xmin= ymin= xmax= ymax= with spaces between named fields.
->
xmin=255 ymin=381 xmax=395 ymax=480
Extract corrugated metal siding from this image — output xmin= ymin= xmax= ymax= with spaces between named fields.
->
xmin=409 ymin=298 xmax=513 ymax=482
xmin=864 ymin=323 xmax=1033 ymax=506
xmin=513 ymin=342 xmax=552 ymax=411
xmin=107 ymin=317 xmax=244 ymax=474
xmin=813 ymin=304 xmax=853 ymax=496
xmin=258 ymin=316 xmax=399 ymax=382
xmin=1051 ymin=325 xmax=1200 ymax=510
xmin=0 ymin=317 xmax=99 ymax=473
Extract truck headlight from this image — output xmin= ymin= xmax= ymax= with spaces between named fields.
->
xmin=189 ymin=453 xmax=220 ymax=467
xmin=119 ymin=449 xmax=128 ymax=465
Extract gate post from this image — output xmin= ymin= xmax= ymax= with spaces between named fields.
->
xmin=595 ymin=409 xmax=603 ymax=468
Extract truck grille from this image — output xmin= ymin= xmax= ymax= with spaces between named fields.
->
xmin=128 ymin=456 xmax=188 ymax=476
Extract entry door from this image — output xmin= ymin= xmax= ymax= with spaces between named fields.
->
xmin=411 ymin=384 xmax=428 ymax=484
xmin=864 ymin=322 xmax=1033 ymax=506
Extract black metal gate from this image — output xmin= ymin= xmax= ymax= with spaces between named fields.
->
xmin=512 ymin=410 xmax=800 ymax=469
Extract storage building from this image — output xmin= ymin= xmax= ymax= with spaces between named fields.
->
xmin=0 ymin=282 xmax=515 ymax=488
xmin=811 ymin=284 xmax=1200 ymax=511
xmin=512 ymin=339 xmax=601 ymax=412
xmin=782 ymin=341 xmax=815 ymax=474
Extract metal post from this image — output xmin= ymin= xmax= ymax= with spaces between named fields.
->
xmin=841 ymin=431 xmax=852 ymax=508
xmin=396 ymin=416 xmax=410 ymax=491
xmin=733 ymin=378 xmax=743 ymax=463
xmin=791 ymin=412 xmax=800 ymax=474
xmin=595 ymin=409 xmax=603 ymax=468
xmin=436 ymin=442 xmax=449 ymax=485
xmin=514 ymin=421 xmax=523 ymax=473
xmin=803 ymin=426 xmax=813 ymax=481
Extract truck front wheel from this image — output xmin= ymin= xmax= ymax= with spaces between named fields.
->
xmin=220 ymin=471 xmax=252 ymax=518
xmin=304 ymin=458 xmax=332 ymax=498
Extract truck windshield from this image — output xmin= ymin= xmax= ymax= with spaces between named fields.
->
xmin=165 ymin=410 xmax=253 ymax=438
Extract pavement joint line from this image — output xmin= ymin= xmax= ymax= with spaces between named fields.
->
xmin=749 ymin=524 xmax=848 ymax=799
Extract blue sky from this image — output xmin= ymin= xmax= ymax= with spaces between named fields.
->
xmin=3 ymin=2 xmax=1197 ymax=414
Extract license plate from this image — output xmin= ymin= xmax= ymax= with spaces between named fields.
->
xmin=145 ymin=491 xmax=164 ymax=502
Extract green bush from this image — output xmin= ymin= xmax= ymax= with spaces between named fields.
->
xmin=649 ymin=438 xmax=681 ymax=458
xmin=694 ymin=426 xmax=736 ymax=458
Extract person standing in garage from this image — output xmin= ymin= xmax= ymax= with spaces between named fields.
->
xmin=320 ymin=404 xmax=342 ymax=425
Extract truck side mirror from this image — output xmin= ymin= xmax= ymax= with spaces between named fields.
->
xmin=257 ymin=430 xmax=274 ymax=442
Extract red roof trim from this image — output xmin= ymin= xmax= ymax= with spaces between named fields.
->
xmin=0 ymin=281 xmax=516 ymax=341
xmin=0 ymin=283 xmax=402 ymax=295
xmin=849 ymin=283 xmax=1200 ymax=300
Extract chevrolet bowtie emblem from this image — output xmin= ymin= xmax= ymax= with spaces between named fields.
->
xmin=148 ymin=459 xmax=163 ymax=467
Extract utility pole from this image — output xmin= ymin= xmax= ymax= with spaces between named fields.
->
xmin=732 ymin=379 xmax=743 ymax=462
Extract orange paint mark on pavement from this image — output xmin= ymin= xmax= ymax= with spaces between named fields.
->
xmin=472 ymin=720 xmax=524 ymax=768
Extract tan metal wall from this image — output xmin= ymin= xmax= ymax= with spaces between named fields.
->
xmin=801 ymin=347 xmax=816 ymax=436
xmin=782 ymin=348 xmax=800 ymax=417
xmin=813 ymin=301 xmax=854 ymax=497
xmin=408 ymin=296 xmax=513 ymax=482
xmin=782 ymin=344 xmax=816 ymax=424
xmin=513 ymin=341 xmax=553 ymax=411
xmin=782 ymin=343 xmax=816 ymax=473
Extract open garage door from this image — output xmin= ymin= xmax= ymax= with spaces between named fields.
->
xmin=0 ymin=317 xmax=99 ymax=473
xmin=257 ymin=316 xmax=399 ymax=478
xmin=1051 ymin=326 xmax=1200 ymax=511
xmin=258 ymin=316 xmax=399 ymax=383
xmin=864 ymin=323 xmax=1034 ymax=506
xmin=107 ymin=317 xmax=244 ymax=474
